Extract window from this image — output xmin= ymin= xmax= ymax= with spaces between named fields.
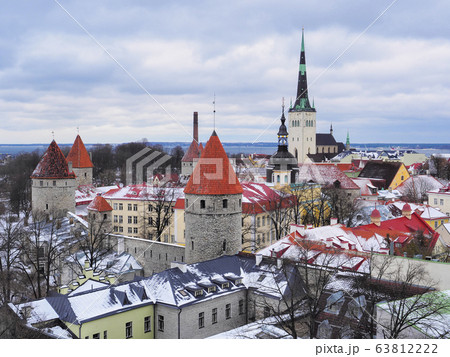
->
xmin=93 ymin=333 xmax=100 ymax=339
xmin=257 ymin=217 xmax=260 ymax=227
xmin=434 ymin=198 xmax=438 ymax=205
xmin=148 ymin=204 xmax=153 ymax=212
xmin=212 ymin=308 xmax=217 ymax=324
xmin=164 ymin=234 xmax=168 ymax=242
xmin=198 ymin=312 xmax=205 ymax=329
xmin=119 ymin=203 xmax=123 ymax=210
xmin=148 ymin=217 xmax=153 ymax=225
xmin=262 ymin=216 xmax=265 ymax=226
xmin=128 ymin=204 xmax=132 ymax=211
xmin=53 ymin=180 xmax=56 ymax=186
xmin=239 ymin=199 xmax=241 ymax=207
xmin=440 ymin=199 xmax=444 ymax=205
xmin=133 ymin=227 xmax=138 ymax=234
xmin=113 ymin=203 xmax=118 ymax=210
xmin=194 ymin=290 xmax=203 ymax=297
xmin=133 ymin=204 xmax=138 ymax=211
xmin=223 ymin=199 xmax=228 ymax=209
xmin=208 ymin=286 xmax=216 ymax=293
xmin=114 ymin=215 xmax=118 ymax=223
xmin=144 ymin=316 xmax=151 ymax=333
xmin=239 ymin=299 xmax=244 ymax=315
xmin=133 ymin=216 xmax=138 ymax=224
xmin=103 ymin=214 xmax=107 ymax=220
xmin=158 ymin=315 xmax=164 ymax=332
xmin=119 ymin=215 xmax=123 ymax=223
xmin=191 ymin=240 xmax=194 ymax=250
xmin=128 ymin=216 xmax=132 ymax=224
xmin=119 ymin=227 xmax=123 ymax=233
xmin=128 ymin=227 xmax=132 ymax=234
xmin=222 ymin=240 xmax=227 ymax=251
xmin=114 ymin=226 xmax=118 ymax=232
xmin=225 ymin=304 xmax=231 ymax=319
xmin=221 ymin=282 xmax=229 ymax=289
xmin=39 ymin=181 xmax=43 ymax=186
xmin=264 ymin=306 xmax=270 ymax=318
xmin=125 ymin=322 xmax=132 ymax=338
xmin=200 ymin=200 xmax=206 ymax=209
xmin=103 ymin=330 xmax=107 ymax=339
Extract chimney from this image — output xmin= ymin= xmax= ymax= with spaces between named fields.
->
xmin=193 ymin=112 xmax=199 ymax=143
xmin=255 ymin=254 xmax=263 ymax=266
xmin=84 ymin=259 xmax=90 ymax=269
xmin=402 ymin=203 xmax=412 ymax=220
xmin=330 ymin=217 xmax=338 ymax=225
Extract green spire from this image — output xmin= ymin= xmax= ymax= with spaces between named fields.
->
xmin=346 ymin=130 xmax=350 ymax=150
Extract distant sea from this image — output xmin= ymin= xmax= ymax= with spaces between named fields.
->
xmin=1 ymin=142 xmax=450 ymax=157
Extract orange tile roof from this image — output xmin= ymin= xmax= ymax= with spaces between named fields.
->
xmin=66 ymin=135 xmax=94 ymax=168
xmin=181 ymin=140 xmax=201 ymax=162
xmin=184 ymin=131 xmax=243 ymax=195
xmin=31 ymin=140 xmax=76 ymax=179
xmin=87 ymin=195 xmax=113 ymax=212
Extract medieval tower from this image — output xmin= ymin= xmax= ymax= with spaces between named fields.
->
xmin=66 ymin=134 xmax=94 ymax=187
xmin=181 ymin=112 xmax=202 ymax=177
xmin=184 ymin=131 xmax=243 ymax=264
xmin=31 ymin=140 xmax=76 ymax=216
xmin=288 ymin=29 xmax=317 ymax=163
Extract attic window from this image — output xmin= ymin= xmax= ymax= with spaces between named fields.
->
xmin=208 ymin=286 xmax=217 ymax=293
xmin=194 ymin=290 xmax=203 ymax=297
xmin=257 ymin=274 xmax=266 ymax=282
xmin=221 ymin=282 xmax=229 ymax=289
xmin=179 ymin=289 xmax=188 ymax=297
xmin=235 ymin=278 xmax=243 ymax=286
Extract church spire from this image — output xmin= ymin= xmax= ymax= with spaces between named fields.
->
xmin=346 ymin=130 xmax=351 ymax=150
xmin=277 ymin=99 xmax=288 ymax=148
xmin=292 ymin=28 xmax=315 ymax=112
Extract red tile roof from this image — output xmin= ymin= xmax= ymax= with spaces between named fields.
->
xmin=241 ymin=182 xmax=295 ymax=214
xmin=297 ymin=163 xmax=360 ymax=190
xmin=31 ymin=140 xmax=76 ymax=179
xmin=181 ymin=140 xmax=201 ymax=162
xmin=87 ymin=195 xmax=113 ymax=212
xmin=66 ymin=135 xmax=94 ymax=168
xmin=184 ymin=131 xmax=243 ymax=195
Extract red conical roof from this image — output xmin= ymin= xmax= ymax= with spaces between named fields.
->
xmin=184 ymin=131 xmax=242 ymax=195
xmin=67 ymin=135 xmax=93 ymax=168
xmin=31 ymin=140 xmax=76 ymax=179
xmin=370 ymin=209 xmax=381 ymax=218
xmin=87 ymin=195 xmax=113 ymax=212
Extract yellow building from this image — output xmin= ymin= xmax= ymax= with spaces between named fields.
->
xmin=102 ymin=184 xmax=184 ymax=243
xmin=13 ymin=278 xmax=154 ymax=339
xmin=358 ymin=161 xmax=410 ymax=191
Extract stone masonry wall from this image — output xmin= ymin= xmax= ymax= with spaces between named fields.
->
xmin=113 ymin=235 xmax=185 ymax=276
xmin=73 ymin=167 xmax=93 ymax=187
xmin=155 ymin=289 xmax=247 ymax=339
xmin=31 ymin=178 xmax=76 ymax=215
xmin=185 ymin=193 xmax=242 ymax=264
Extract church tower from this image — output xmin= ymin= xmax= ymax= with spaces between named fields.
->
xmin=288 ymin=29 xmax=316 ymax=163
xmin=266 ymin=103 xmax=299 ymax=186
xmin=184 ymin=131 xmax=243 ymax=264
xmin=66 ymin=135 xmax=94 ymax=187
xmin=31 ymin=140 xmax=76 ymax=216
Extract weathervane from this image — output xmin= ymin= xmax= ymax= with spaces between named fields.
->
xmin=213 ymin=93 xmax=216 ymax=130
xmin=51 ymin=131 xmax=55 ymax=140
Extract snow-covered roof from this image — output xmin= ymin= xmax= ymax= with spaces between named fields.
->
xmin=103 ymin=184 xmax=184 ymax=202
xmin=390 ymin=201 xmax=449 ymax=220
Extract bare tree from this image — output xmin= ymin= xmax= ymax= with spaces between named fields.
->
xmin=371 ymin=256 xmax=450 ymax=338
xmin=249 ymin=257 xmax=307 ymax=339
xmin=322 ymin=184 xmax=361 ymax=227
xmin=401 ymin=177 xmax=434 ymax=203
xmin=17 ymin=211 xmax=71 ymax=298
xmin=0 ymin=210 xmax=25 ymax=303
xmin=69 ymin=213 xmax=116 ymax=273
xmin=262 ymin=189 xmax=295 ymax=242
xmin=142 ymin=184 xmax=177 ymax=242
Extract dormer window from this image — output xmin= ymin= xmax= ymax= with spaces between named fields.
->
xmin=194 ymin=290 xmax=203 ymax=297
xmin=221 ymin=282 xmax=229 ymax=289
xmin=208 ymin=286 xmax=216 ymax=293
xmin=235 ymin=278 xmax=243 ymax=286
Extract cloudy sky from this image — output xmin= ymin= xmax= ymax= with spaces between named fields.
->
xmin=0 ymin=0 xmax=449 ymax=145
